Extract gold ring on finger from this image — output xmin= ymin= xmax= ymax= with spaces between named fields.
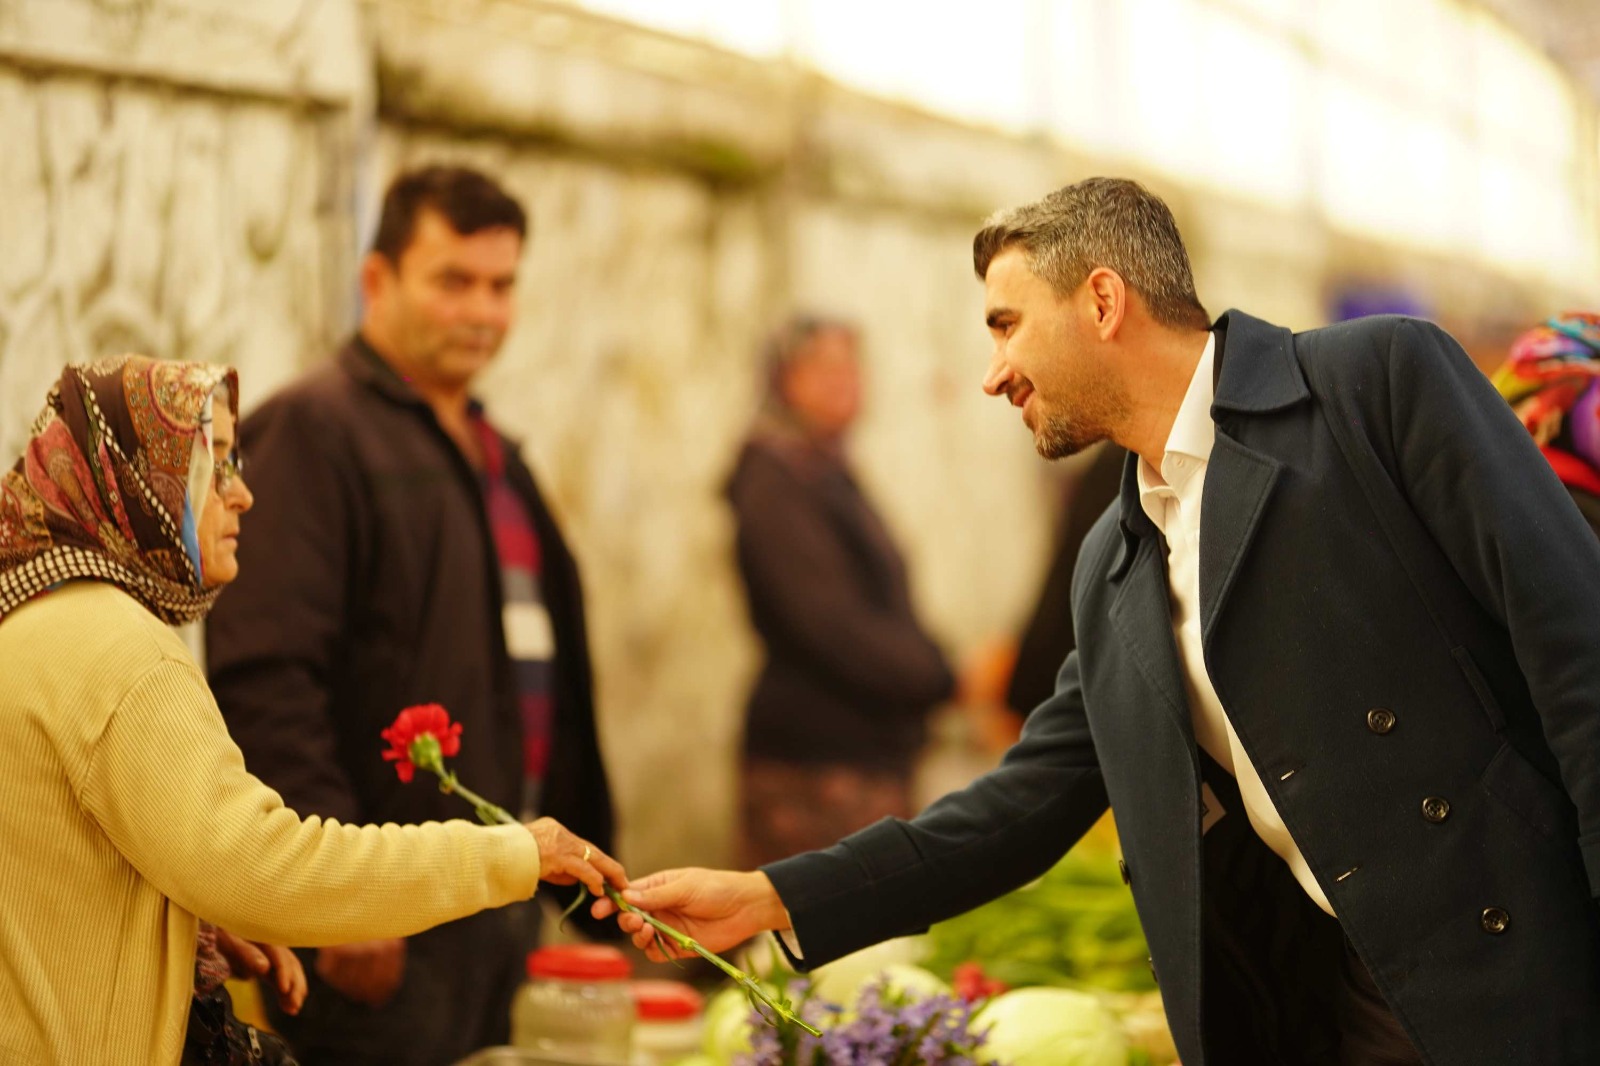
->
xmin=582 ymin=844 xmax=592 ymax=862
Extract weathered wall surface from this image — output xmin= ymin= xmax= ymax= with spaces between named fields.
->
xmin=1 ymin=0 xmax=1575 ymax=878
xmin=0 ymin=0 xmax=365 ymax=463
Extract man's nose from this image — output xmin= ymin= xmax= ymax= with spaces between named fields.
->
xmin=467 ymin=286 xmax=511 ymax=326
xmin=982 ymin=351 xmax=1013 ymax=397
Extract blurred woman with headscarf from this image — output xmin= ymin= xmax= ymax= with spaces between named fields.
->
xmin=726 ymin=316 xmax=954 ymax=868
xmin=1492 ymin=312 xmax=1600 ymax=536
xmin=0 ymin=356 xmax=624 ymax=1066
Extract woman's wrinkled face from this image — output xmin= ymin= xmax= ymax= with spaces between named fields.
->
xmin=197 ymin=406 xmax=253 ymax=588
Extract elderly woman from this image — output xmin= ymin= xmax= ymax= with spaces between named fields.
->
xmin=0 ymin=357 xmax=624 ymax=1066
xmin=726 ymin=316 xmax=955 ymax=867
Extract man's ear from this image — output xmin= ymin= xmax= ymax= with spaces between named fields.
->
xmin=359 ymin=251 xmax=395 ymax=309
xmin=1083 ymin=267 xmax=1128 ymax=340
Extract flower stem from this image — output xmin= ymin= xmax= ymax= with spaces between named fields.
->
xmin=437 ymin=770 xmax=517 ymax=827
xmin=419 ymin=762 xmax=820 ymax=1037
xmin=603 ymin=886 xmax=822 ymax=1037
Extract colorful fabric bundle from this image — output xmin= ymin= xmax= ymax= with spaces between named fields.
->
xmin=1492 ymin=313 xmax=1600 ymax=493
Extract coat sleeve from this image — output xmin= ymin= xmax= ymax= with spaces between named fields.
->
xmin=206 ymin=397 xmax=368 ymax=822
xmin=760 ymin=648 xmax=1107 ymax=968
xmin=81 ymin=657 xmax=541 ymax=946
xmin=1382 ymin=318 xmax=1600 ymax=896
xmin=730 ymin=450 xmax=954 ymax=708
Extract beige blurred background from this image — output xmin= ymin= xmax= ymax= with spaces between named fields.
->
xmin=1 ymin=0 xmax=1597 ymax=882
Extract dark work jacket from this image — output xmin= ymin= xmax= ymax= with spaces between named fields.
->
xmin=727 ymin=434 xmax=954 ymax=772
xmin=765 ymin=312 xmax=1600 ymax=1066
xmin=206 ymin=338 xmax=614 ymax=1065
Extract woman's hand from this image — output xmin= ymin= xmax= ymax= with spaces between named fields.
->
xmin=528 ymin=817 xmax=627 ymax=897
xmin=213 ymin=927 xmax=308 ymax=1016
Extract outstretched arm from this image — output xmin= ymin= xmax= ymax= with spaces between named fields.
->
xmin=82 ymin=656 xmax=627 ymax=946
xmin=596 ymin=652 xmax=1107 ymax=968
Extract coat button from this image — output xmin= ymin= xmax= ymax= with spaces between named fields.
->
xmin=1119 ymin=859 xmax=1130 ymax=885
xmin=1480 ymin=907 xmax=1510 ymax=934
xmin=1366 ymin=708 xmax=1396 ymax=734
xmin=1421 ymin=796 xmax=1451 ymax=823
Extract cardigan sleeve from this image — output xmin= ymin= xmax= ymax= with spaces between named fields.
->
xmin=79 ymin=655 xmax=541 ymax=946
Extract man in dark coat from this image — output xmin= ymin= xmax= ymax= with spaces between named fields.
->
xmin=597 ymin=178 xmax=1600 ymax=1065
xmin=208 ymin=166 xmax=615 ymax=1066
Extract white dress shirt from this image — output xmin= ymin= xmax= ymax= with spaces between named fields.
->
xmin=1136 ymin=333 xmax=1334 ymax=915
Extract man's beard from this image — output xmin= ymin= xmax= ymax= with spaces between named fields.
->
xmin=1029 ymin=380 xmax=1131 ymax=460
xmin=1032 ymin=407 xmax=1100 ymax=460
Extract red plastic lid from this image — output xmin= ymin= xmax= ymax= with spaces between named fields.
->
xmin=632 ymin=979 xmax=704 ymax=1021
xmin=526 ymin=945 xmax=632 ymax=981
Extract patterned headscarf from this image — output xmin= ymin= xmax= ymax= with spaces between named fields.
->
xmin=1492 ymin=313 xmax=1600 ymax=486
xmin=0 ymin=355 xmax=239 ymax=625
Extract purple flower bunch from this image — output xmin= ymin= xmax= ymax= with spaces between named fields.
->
xmin=734 ymin=976 xmax=999 ymax=1066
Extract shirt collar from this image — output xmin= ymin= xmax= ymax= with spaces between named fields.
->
xmin=344 ymin=333 xmax=494 ymax=424
xmin=1167 ymin=331 xmax=1217 ymax=464
xmin=342 ymin=333 xmax=428 ymax=409
xmin=1137 ymin=331 xmax=1217 ymax=508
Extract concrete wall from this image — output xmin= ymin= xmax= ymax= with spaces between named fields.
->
xmin=1 ymin=0 xmax=1584 ymax=877
xmin=0 ymin=0 xmax=366 ymax=462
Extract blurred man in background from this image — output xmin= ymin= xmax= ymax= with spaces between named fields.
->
xmin=208 ymin=165 xmax=615 ymax=1066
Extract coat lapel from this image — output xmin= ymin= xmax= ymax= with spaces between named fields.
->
xmin=1199 ymin=435 xmax=1282 ymax=642
xmin=1103 ymin=311 xmax=1309 ymax=743
xmin=1109 ymin=458 xmax=1195 ymax=744
xmin=1109 ymin=535 xmax=1197 ymax=744
xmin=1198 ymin=311 xmax=1308 ymax=643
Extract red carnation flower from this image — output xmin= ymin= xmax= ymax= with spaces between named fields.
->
xmin=381 ymin=703 xmax=463 ymax=783
xmin=951 ymin=961 xmax=1009 ymax=1003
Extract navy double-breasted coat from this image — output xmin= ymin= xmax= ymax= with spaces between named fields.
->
xmin=767 ymin=311 xmax=1600 ymax=1065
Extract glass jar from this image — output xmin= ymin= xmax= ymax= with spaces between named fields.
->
xmin=630 ymin=980 xmax=704 ymax=1065
xmin=512 ymin=945 xmax=635 ymax=1064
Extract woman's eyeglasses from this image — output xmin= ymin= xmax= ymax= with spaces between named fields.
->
xmin=214 ymin=451 xmax=245 ymax=495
